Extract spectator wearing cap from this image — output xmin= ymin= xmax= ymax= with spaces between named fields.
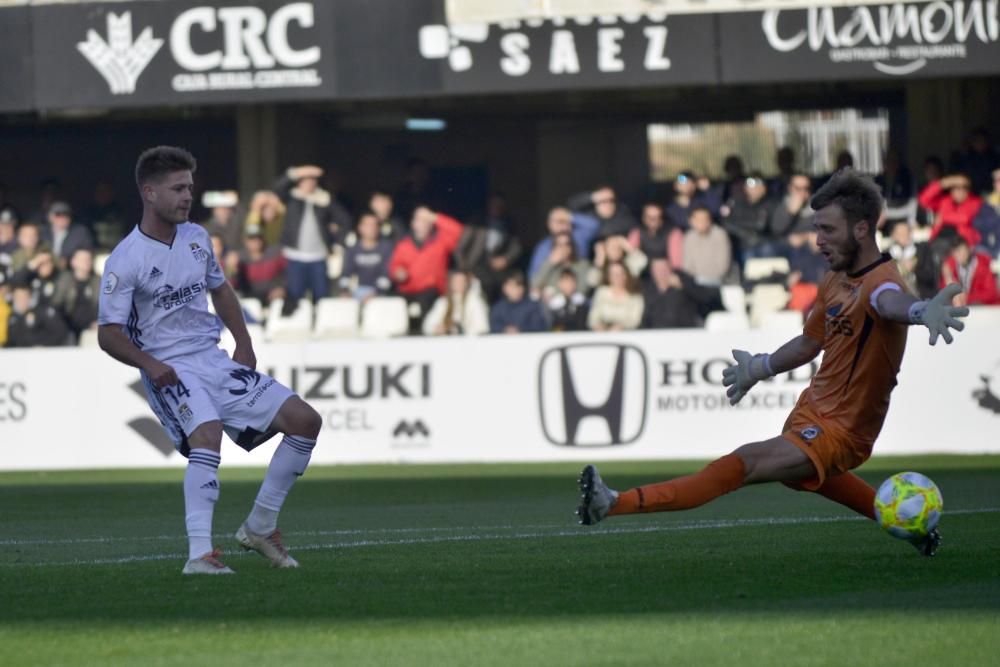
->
xmin=667 ymin=171 xmax=720 ymax=230
xmin=567 ymin=185 xmax=637 ymax=240
xmin=5 ymin=281 xmax=71 ymax=347
xmin=274 ymin=165 xmax=352 ymax=313
xmin=0 ymin=208 xmax=17 ymax=280
xmin=940 ymin=237 xmax=1000 ymax=306
xmin=682 ymin=206 xmax=732 ymax=286
xmin=201 ymin=190 xmax=245 ymax=254
xmin=918 ymin=174 xmax=983 ymax=247
xmin=52 ymin=248 xmax=101 ymax=338
xmin=722 ymin=172 xmax=777 ymax=263
xmin=42 ymin=201 xmax=94 ymax=270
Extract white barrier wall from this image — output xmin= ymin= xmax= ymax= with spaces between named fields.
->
xmin=1 ymin=325 xmax=999 ymax=470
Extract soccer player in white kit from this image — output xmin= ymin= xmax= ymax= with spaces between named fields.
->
xmin=98 ymin=146 xmax=323 ymax=575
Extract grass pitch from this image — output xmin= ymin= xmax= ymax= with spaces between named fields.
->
xmin=2 ymin=456 xmax=998 ymax=666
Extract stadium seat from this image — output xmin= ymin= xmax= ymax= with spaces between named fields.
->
xmin=265 ymin=299 xmax=314 ymax=343
xmin=219 ymin=323 xmax=266 ymax=354
xmin=743 ymin=256 xmax=790 ymax=281
xmin=720 ymin=285 xmax=747 ymax=314
xmin=360 ymin=296 xmax=409 ymax=338
xmin=326 ymin=245 xmax=344 ymax=280
xmin=313 ymin=297 xmax=361 ymax=339
xmin=78 ymin=328 xmax=100 ymax=348
xmin=239 ymin=297 xmax=264 ymax=324
xmin=704 ymin=311 xmax=751 ymax=332
xmin=749 ymin=284 xmax=790 ymax=327
xmin=912 ymin=226 xmax=932 ymax=243
xmin=93 ymin=252 xmax=110 ymax=276
xmin=758 ymin=309 xmax=804 ymax=332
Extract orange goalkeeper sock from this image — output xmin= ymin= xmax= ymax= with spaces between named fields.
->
xmin=814 ymin=473 xmax=876 ymax=520
xmin=608 ymin=453 xmax=746 ymax=516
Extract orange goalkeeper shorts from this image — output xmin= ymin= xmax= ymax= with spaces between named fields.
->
xmin=782 ymin=406 xmax=873 ymax=491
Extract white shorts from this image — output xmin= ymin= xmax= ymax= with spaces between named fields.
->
xmin=141 ymin=347 xmax=295 ymax=457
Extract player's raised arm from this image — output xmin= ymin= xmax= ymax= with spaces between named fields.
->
xmin=876 ymin=282 xmax=969 ymax=345
xmin=722 ymin=334 xmax=823 ymax=406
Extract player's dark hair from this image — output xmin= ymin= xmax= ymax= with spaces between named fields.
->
xmin=135 ymin=146 xmax=196 ymax=188
xmin=810 ymin=168 xmax=883 ymax=238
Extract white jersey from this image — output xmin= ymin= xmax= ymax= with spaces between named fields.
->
xmin=98 ymin=222 xmax=226 ymax=362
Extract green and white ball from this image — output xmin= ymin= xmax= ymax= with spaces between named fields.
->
xmin=873 ymin=472 xmax=943 ymax=540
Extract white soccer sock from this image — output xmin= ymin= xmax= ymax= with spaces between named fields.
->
xmin=184 ymin=448 xmax=221 ymax=560
xmin=247 ymin=435 xmax=315 ymax=535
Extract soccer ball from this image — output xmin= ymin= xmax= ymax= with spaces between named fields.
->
xmin=873 ymin=472 xmax=943 ymax=540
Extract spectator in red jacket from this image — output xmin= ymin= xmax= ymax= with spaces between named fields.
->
xmin=919 ymin=174 xmax=983 ymax=247
xmin=940 ymin=237 xmax=1000 ymax=306
xmin=389 ymin=205 xmax=463 ymax=333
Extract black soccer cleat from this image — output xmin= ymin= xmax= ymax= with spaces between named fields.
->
xmin=576 ymin=465 xmax=618 ymax=526
xmin=909 ymin=527 xmax=942 ymax=557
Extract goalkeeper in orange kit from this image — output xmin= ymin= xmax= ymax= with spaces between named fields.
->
xmin=576 ymin=169 xmax=968 ymax=556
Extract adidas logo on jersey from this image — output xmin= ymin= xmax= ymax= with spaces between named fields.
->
xmin=149 ymin=266 xmax=162 ymax=280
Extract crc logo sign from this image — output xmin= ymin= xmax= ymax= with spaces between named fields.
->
xmin=78 ymin=3 xmax=322 ymax=95
xmin=538 ymin=344 xmax=648 ymax=447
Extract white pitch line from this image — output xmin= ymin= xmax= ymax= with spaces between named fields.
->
xmin=3 ymin=508 xmax=997 ymax=569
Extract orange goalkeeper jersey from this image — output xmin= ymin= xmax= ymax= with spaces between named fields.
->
xmin=798 ymin=253 xmax=909 ymax=447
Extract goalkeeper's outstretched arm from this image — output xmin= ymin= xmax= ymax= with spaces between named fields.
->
xmin=722 ymin=334 xmax=822 ymax=406
xmin=876 ymin=283 xmax=969 ymax=345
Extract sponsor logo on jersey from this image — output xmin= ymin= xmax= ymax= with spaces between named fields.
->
xmin=189 ymin=242 xmax=210 ymax=263
xmin=152 ymin=282 xmax=205 ymax=310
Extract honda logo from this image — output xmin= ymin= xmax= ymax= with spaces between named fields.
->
xmin=538 ymin=343 xmax=648 ymax=447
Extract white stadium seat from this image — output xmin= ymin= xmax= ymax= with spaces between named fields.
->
xmin=219 ymin=323 xmax=265 ymax=354
xmin=360 ymin=296 xmax=409 ymax=338
xmin=704 ymin=311 xmax=751 ymax=332
xmin=743 ymin=256 xmax=790 ymax=281
xmin=265 ymin=299 xmax=314 ymax=343
xmin=93 ymin=252 xmax=110 ymax=277
xmin=78 ymin=329 xmax=100 ymax=348
xmin=749 ymin=284 xmax=790 ymax=327
xmin=239 ymin=297 xmax=264 ymax=324
xmin=720 ymin=285 xmax=747 ymax=314
xmin=313 ymin=297 xmax=360 ymax=339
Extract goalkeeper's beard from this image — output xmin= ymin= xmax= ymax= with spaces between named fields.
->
xmin=830 ymin=235 xmax=861 ymax=272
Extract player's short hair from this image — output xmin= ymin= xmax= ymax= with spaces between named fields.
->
xmin=135 ymin=146 xmax=197 ymax=188
xmin=810 ymin=168 xmax=883 ymax=238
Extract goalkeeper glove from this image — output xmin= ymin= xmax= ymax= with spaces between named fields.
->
xmin=908 ymin=283 xmax=970 ymax=346
xmin=722 ymin=349 xmax=775 ymax=406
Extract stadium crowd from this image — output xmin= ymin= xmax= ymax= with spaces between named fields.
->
xmin=2 ymin=129 xmax=999 ymax=347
